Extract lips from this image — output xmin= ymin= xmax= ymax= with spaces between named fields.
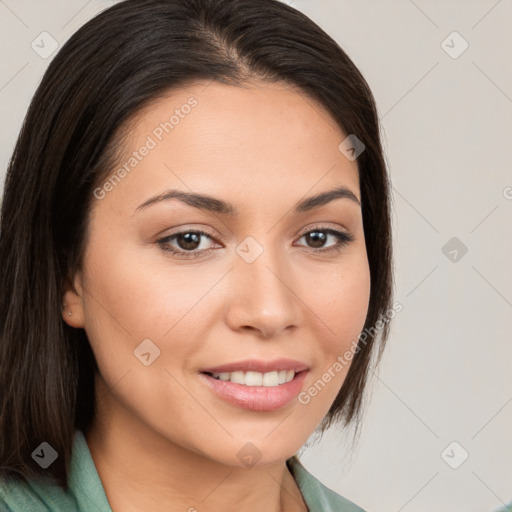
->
xmin=199 ymin=358 xmax=310 ymax=411
xmin=199 ymin=370 xmax=309 ymax=412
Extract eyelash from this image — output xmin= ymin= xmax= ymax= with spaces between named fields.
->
xmin=157 ymin=225 xmax=354 ymax=260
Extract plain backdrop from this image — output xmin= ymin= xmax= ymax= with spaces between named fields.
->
xmin=1 ymin=1 xmax=511 ymax=511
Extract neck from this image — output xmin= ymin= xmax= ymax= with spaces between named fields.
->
xmin=85 ymin=384 xmax=308 ymax=512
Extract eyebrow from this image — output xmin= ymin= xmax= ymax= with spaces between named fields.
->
xmin=135 ymin=186 xmax=361 ymax=215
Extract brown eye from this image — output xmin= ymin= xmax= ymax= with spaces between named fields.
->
xmin=157 ymin=230 xmax=218 ymax=259
xmin=296 ymin=228 xmax=353 ymax=252
xmin=174 ymin=232 xmax=202 ymax=251
xmin=304 ymin=231 xmax=328 ymax=249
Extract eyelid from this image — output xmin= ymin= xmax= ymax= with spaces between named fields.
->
xmin=297 ymin=222 xmax=352 ymax=238
xmin=163 ymin=226 xmax=219 ymax=240
xmin=162 ymin=222 xmax=352 ymax=240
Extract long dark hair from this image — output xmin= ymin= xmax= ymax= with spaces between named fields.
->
xmin=0 ymin=0 xmax=393 ymax=490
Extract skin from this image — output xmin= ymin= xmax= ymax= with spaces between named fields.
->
xmin=62 ymin=80 xmax=371 ymax=512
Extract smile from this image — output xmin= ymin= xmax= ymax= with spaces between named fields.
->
xmin=199 ymin=370 xmax=309 ymax=412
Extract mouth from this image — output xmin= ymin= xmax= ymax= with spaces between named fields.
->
xmin=199 ymin=369 xmax=309 ymax=412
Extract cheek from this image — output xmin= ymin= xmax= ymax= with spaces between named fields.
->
xmin=307 ymin=255 xmax=371 ymax=353
xmin=78 ymin=234 xmax=218 ymax=430
xmin=79 ymin=230 xmax=229 ymax=391
xmin=81 ymin=232 xmax=213 ymax=340
xmin=296 ymin=254 xmax=371 ymax=413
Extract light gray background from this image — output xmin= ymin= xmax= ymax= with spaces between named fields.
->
xmin=1 ymin=1 xmax=511 ymax=511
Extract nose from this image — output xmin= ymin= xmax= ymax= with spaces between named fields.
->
xmin=225 ymin=241 xmax=299 ymax=339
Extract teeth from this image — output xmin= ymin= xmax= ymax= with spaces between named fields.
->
xmin=210 ymin=369 xmax=296 ymax=386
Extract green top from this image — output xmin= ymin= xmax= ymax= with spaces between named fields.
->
xmin=493 ymin=502 xmax=512 ymax=512
xmin=0 ymin=430 xmax=365 ymax=511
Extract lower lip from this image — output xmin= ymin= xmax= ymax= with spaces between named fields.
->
xmin=199 ymin=371 xmax=309 ymax=412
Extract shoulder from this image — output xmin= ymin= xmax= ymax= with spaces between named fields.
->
xmin=0 ymin=430 xmax=107 ymax=512
xmin=0 ymin=474 xmax=78 ymax=512
xmin=287 ymin=455 xmax=366 ymax=512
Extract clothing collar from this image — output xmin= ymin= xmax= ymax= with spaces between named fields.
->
xmin=69 ymin=430 xmax=362 ymax=512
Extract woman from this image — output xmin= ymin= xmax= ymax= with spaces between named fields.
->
xmin=0 ymin=0 xmax=393 ymax=510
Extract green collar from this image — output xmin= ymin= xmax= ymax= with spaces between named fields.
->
xmin=1 ymin=430 xmax=365 ymax=511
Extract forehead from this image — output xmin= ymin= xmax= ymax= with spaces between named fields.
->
xmin=97 ymin=81 xmax=360 ymax=215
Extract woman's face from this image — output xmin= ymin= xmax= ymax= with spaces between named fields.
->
xmin=64 ymin=80 xmax=371 ymax=466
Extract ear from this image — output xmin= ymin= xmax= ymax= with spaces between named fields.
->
xmin=62 ymin=271 xmax=85 ymax=328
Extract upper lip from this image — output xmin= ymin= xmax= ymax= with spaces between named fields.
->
xmin=201 ymin=358 xmax=309 ymax=374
